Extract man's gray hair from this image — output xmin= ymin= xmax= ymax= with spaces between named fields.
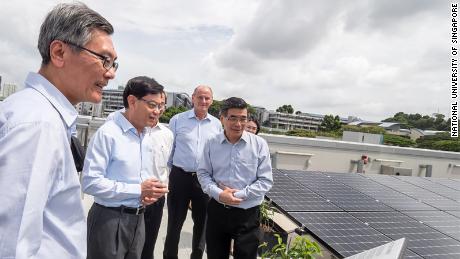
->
xmin=38 ymin=2 xmax=114 ymax=65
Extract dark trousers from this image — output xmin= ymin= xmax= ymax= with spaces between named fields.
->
xmin=141 ymin=196 xmax=165 ymax=259
xmin=163 ymin=166 xmax=210 ymax=259
xmin=206 ymin=199 xmax=260 ymax=259
xmin=87 ymin=203 xmax=145 ymax=259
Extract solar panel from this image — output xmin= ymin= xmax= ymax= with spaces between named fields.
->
xmin=281 ymin=170 xmax=393 ymax=211
xmin=267 ymin=169 xmax=460 ymax=258
xmin=351 ymin=211 xmax=460 ymax=258
xmin=366 ymin=174 xmax=460 ymax=211
xmin=398 ymin=176 xmax=460 ymax=203
xmin=447 ymin=211 xmax=460 ymax=218
xmin=402 ymin=211 xmax=460 ymax=241
xmin=426 ymin=178 xmax=460 ymax=191
xmin=290 ymin=212 xmax=392 ymax=258
xmin=324 ymin=172 xmax=437 ymax=211
xmin=267 ymin=171 xmax=342 ymax=212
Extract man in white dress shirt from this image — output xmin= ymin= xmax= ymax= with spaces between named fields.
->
xmin=0 ymin=3 xmax=117 ymax=259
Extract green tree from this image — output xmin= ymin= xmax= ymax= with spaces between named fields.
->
xmin=208 ymin=100 xmax=223 ymax=118
xmin=276 ymin=105 xmax=294 ymax=114
xmin=160 ymin=106 xmax=187 ymax=123
xmin=383 ymin=112 xmax=448 ymax=130
xmin=320 ymin=115 xmax=341 ymax=132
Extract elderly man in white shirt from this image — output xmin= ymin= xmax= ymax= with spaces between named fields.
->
xmin=0 ymin=3 xmax=117 ymax=259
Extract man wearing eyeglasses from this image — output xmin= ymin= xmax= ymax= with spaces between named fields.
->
xmin=82 ymin=76 xmax=169 ymax=259
xmin=0 ymin=3 xmax=116 ymax=259
xmin=106 ymin=88 xmax=173 ymax=259
xmin=197 ymin=97 xmax=273 ymax=259
xmin=164 ymin=85 xmax=222 ymax=259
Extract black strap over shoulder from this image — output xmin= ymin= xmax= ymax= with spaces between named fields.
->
xmin=70 ymin=136 xmax=85 ymax=172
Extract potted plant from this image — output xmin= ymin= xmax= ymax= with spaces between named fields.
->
xmin=259 ymin=233 xmax=322 ymax=259
xmin=258 ymin=200 xmax=288 ymax=256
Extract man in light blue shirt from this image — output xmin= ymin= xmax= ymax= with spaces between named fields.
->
xmin=0 ymin=3 xmax=117 ymax=259
xmin=164 ymin=85 xmax=222 ymax=259
xmin=197 ymin=97 xmax=273 ymax=259
xmin=82 ymin=76 xmax=169 ymax=259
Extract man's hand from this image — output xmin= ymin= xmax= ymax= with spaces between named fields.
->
xmin=218 ymin=185 xmax=242 ymax=206
xmin=141 ymin=178 xmax=169 ymax=206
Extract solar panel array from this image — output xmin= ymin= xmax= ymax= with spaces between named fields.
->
xmin=266 ymin=169 xmax=460 ymax=259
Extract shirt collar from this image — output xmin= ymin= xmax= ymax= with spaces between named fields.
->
xmin=25 ymin=72 xmax=77 ymax=128
xmin=187 ymin=109 xmax=211 ymax=121
xmin=219 ymin=130 xmax=249 ymax=144
xmin=113 ymin=111 xmax=137 ymax=134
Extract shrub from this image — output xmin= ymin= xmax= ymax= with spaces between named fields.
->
xmin=383 ymin=134 xmax=416 ymax=147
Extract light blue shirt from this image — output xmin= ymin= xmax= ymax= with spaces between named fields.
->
xmin=107 ymin=108 xmax=173 ymax=184
xmin=0 ymin=72 xmax=86 ymax=259
xmin=197 ymin=131 xmax=273 ymax=209
xmin=168 ymin=109 xmax=222 ymax=172
xmin=82 ymin=111 xmax=154 ymax=208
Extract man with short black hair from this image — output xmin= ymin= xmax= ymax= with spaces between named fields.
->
xmin=82 ymin=76 xmax=169 ymax=259
xmin=0 ymin=3 xmax=116 ymax=258
xmin=197 ymin=97 xmax=273 ymax=259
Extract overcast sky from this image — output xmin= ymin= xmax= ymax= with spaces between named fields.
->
xmin=0 ymin=0 xmax=452 ymax=121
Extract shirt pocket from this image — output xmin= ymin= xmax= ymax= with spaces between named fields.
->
xmin=237 ymin=155 xmax=258 ymax=177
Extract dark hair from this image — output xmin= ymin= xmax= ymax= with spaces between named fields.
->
xmin=38 ymin=2 xmax=114 ymax=65
xmin=248 ymin=116 xmax=260 ymax=134
xmin=122 ymin=76 xmax=164 ymax=108
xmin=220 ymin=97 xmax=248 ymax=117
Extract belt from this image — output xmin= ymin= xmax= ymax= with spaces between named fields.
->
xmin=173 ymin=165 xmax=197 ymax=176
xmin=212 ymin=198 xmax=240 ymax=210
xmin=95 ymin=203 xmax=145 ymax=215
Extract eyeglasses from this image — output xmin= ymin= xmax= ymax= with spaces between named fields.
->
xmin=65 ymin=41 xmax=118 ymax=71
xmin=138 ymin=98 xmax=166 ymax=111
xmin=226 ymin=115 xmax=248 ymax=123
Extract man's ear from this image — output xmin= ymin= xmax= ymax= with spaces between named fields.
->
xmin=127 ymin=95 xmax=137 ymax=109
xmin=49 ymin=40 xmax=66 ymax=68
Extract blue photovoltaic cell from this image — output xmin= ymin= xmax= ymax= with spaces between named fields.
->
xmin=366 ymin=174 xmax=460 ymax=211
xmin=268 ymin=169 xmax=460 ymax=258
xmin=351 ymin=211 xmax=460 ymax=258
xmin=281 ymin=170 xmax=393 ymax=211
xmin=267 ymin=171 xmax=341 ymax=212
xmin=324 ymin=172 xmax=437 ymax=211
xmin=426 ymin=177 xmax=460 ymax=191
xmin=398 ymin=176 xmax=460 ymax=203
xmin=402 ymin=210 xmax=460 ymax=241
xmin=289 ymin=212 xmax=392 ymax=258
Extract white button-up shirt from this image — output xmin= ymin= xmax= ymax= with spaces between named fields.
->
xmin=0 ymin=72 xmax=86 ymax=259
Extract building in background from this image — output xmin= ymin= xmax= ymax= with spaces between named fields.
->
xmin=166 ymin=92 xmax=192 ymax=109
xmin=1 ymin=83 xmax=17 ymax=98
xmin=266 ymin=111 xmax=348 ymax=131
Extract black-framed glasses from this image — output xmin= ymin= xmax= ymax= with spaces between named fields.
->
xmin=226 ymin=115 xmax=248 ymax=123
xmin=65 ymin=41 xmax=118 ymax=71
xmin=138 ymin=98 xmax=166 ymax=111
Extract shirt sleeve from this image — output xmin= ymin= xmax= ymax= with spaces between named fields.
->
xmin=0 ymin=122 xmax=59 ymax=258
xmin=233 ymin=138 xmax=273 ymax=200
xmin=197 ymin=139 xmax=223 ymax=201
xmin=81 ymin=128 xmax=141 ymax=201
